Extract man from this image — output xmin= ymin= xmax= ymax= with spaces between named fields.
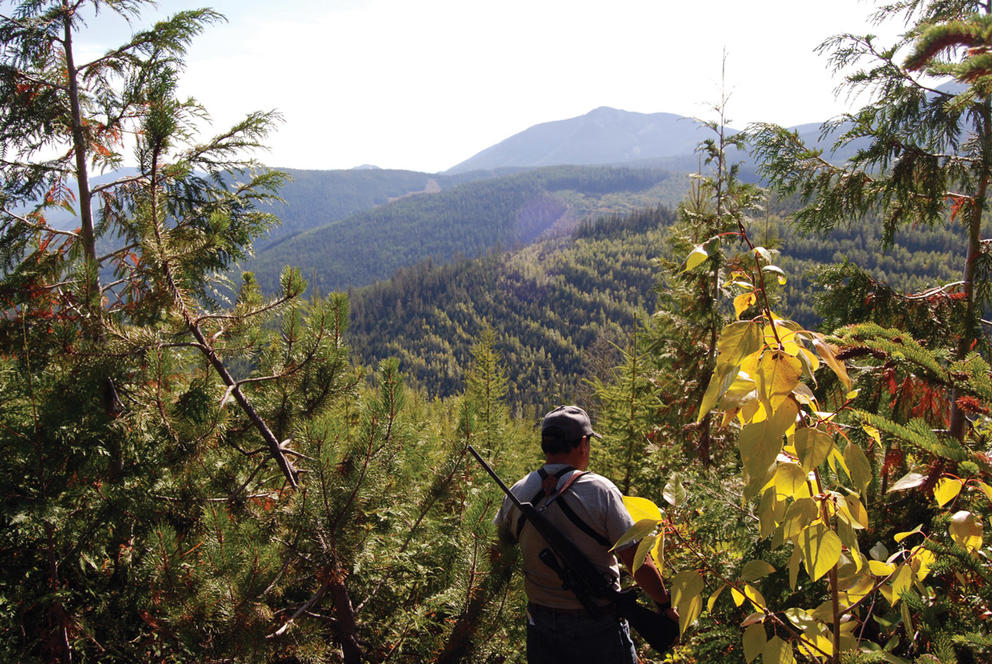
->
xmin=495 ymin=405 xmax=675 ymax=664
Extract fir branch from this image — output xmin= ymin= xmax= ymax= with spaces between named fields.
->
xmin=855 ymin=410 xmax=968 ymax=460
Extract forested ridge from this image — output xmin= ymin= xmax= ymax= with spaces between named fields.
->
xmin=2 ymin=2 xmax=991 ymax=664
xmin=345 ymin=202 xmax=977 ymax=407
xmin=247 ymin=165 xmax=684 ymax=293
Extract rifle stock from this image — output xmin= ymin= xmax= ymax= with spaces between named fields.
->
xmin=467 ymin=446 xmax=678 ymax=655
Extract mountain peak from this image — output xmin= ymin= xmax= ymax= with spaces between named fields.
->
xmin=446 ymin=108 xmax=715 ymax=174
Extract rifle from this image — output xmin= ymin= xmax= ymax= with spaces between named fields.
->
xmin=467 ymin=445 xmax=678 ymax=655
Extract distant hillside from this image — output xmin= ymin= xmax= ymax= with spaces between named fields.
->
xmin=447 ymin=107 xmax=721 ymax=173
xmin=344 ymin=204 xmax=971 ymax=406
xmin=247 ymin=165 xmax=684 ymax=293
xmin=256 ymin=168 xmax=489 ymax=251
xmin=347 ymin=206 xmax=677 ymax=407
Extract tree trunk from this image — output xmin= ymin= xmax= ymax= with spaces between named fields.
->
xmin=328 ymin=564 xmax=363 ymax=664
xmin=62 ymin=4 xmax=100 ymax=324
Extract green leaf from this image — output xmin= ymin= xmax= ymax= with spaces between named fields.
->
xmin=672 ymin=569 xmax=704 ymax=636
xmin=632 ymin=534 xmax=656 ymax=574
xmin=800 ymin=524 xmax=842 ymax=582
xmin=763 ymin=635 xmax=795 ymax=664
xmin=794 ymin=428 xmax=833 ymax=471
xmin=663 ymin=474 xmax=688 ymax=507
xmin=611 ymin=518 xmax=659 ymax=552
xmin=843 ymin=442 xmax=872 ymax=492
xmin=743 ymin=623 xmax=766 ymax=663
xmin=741 ymin=559 xmax=776 ymax=582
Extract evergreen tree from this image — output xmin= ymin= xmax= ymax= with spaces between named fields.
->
xmin=464 ymin=323 xmax=510 ymax=455
xmin=749 ymin=0 xmax=992 ymax=441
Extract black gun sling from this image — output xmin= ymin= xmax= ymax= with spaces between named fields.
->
xmin=514 ymin=467 xmax=611 ymax=548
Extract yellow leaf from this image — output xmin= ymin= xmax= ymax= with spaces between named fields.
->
xmin=672 ymin=570 xmax=704 ymax=636
xmin=797 ymin=347 xmax=820 ymax=382
xmin=863 ymin=424 xmax=881 ymax=445
xmin=718 ymin=320 xmax=764 ymax=365
xmin=911 ymin=545 xmax=935 ymax=581
xmin=744 ymin=583 xmax=766 ymax=611
xmin=841 ymin=572 xmax=874 ymax=605
xmin=788 ymin=547 xmax=801 ymax=590
xmin=734 ymin=292 xmax=758 ymax=319
xmin=782 ymin=498 xmax=819 ymax=540
xmin=623 ymin=495 xmax=662 ymax=522
xmin=697 ymin=363 xmax=737 ymax=423
xmin=631 ymin=535 xmax=656 ymax=574
xmin=680 ymin=592 xmax=702 ymax=636
xmin=671 ymin=569 xmax=705 ymax=608
xmin=888 ymin=563 xmax=913 ymax=606
xmin=868 ymin=560 xmax=895 ymax=577
xmin=841 ymin=494 xmax=869 ymax=529
xmin=977 ymin=480 xmax=992 ymax=504
xmin=949 ymin=510 xmax=984 ymax=552
xmin=707 ymin=584 xmax=726 ymax=612
xmin=754 ymin=350 xmax=802 ymax=413
xmin=772 ymin=462 xmax=811 ymax=500
xmin=731 ymin=585 xmax=746 ymax=606
xmin=651 ymin=530 xmax=665 ymax=570
xmin=800 ymin=524 xmax=842 ymax=582
xmin=894 ymin=524 xmax=923 ymax=543
xmin=934 ymin=477 xmax=963 ymax=507
xmin=737 ymin=400 xmax=797 ymax=480
xmin=683 ymin=245 xmax=709 ymax=272
xmin=813 ymin=337 xmax=851 ymax=390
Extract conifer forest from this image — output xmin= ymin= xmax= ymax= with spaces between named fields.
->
xmin=2 ymin=1 xmax=991 ymax=663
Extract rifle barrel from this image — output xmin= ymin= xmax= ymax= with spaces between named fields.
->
xmin=467 ymin=445 xmax=522 ymax=508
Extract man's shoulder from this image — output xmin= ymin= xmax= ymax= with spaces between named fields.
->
xmin=574 ymin=470 xmax=622 ymax=495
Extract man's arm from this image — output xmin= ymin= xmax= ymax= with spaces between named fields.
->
xmin=617 ymin=546 xmax=668 ymax=605
xmin=617 ymin=546 xmax=679 ymax=623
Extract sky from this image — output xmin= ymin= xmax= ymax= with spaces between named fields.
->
xmin=59 ymin=0 xmax=899 ymax=173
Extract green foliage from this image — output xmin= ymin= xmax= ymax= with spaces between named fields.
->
xmin=347 ymin=206 xmax=677 ymax=408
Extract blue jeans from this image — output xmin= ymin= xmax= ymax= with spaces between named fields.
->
xmin=526 ymin=604 xmax=638 ymax=664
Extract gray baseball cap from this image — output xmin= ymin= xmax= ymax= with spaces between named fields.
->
xmin=541 ymin=405 xmax=602 ymax=441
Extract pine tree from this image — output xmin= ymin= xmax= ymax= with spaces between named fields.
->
xmin=749 ymin=0 xmax=992 ymax=441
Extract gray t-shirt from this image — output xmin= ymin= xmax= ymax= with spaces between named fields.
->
xmin=495 ymin=464 xmax=635 ymax=610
